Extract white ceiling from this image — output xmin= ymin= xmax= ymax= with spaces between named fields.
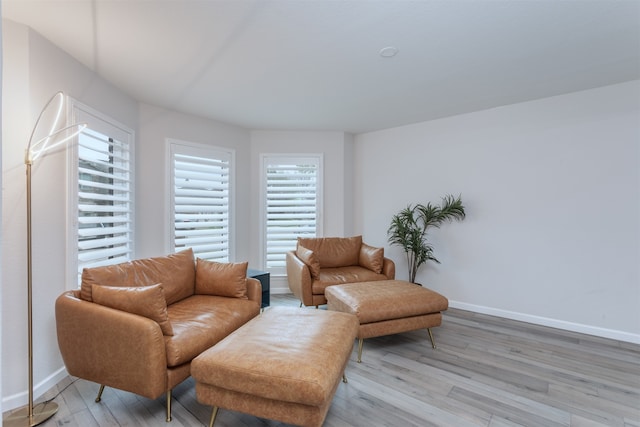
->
xmin=3 ymin=0 xmax=640 ymax=134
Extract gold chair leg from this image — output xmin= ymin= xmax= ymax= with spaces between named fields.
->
xmin=209 ymin=406 xmax=219 ymax=427
xmin=166 ymin=390 xmax=172 ymax=422
xmin=427 ymin=328 xmax=437 ymax=349
xmin=95 ymin=385 xmax=105 ymax=403
xmin=357 ymin=338 xmax=364 ymax=363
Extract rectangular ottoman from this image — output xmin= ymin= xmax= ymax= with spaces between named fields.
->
xmin=191 ymin=306 xmax=359 ymax=427
xmin=325 ymin=280 xmax=448 ymax=362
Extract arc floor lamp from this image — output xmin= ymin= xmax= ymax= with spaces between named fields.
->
xmin=4 ymin=92 xmax=86 ymax=427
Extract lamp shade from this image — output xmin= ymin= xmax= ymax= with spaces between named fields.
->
xmin=25 ymin=91 xmax=86 ymax=164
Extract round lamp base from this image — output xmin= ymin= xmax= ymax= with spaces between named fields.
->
xmin=3 ymin=402 xmax=58 ymax=427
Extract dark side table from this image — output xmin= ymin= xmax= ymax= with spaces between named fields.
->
xmin=247 ymin=269 xmax=270 ymax=308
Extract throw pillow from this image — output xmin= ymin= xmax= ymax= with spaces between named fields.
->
xmin=359 ymin=243 xmax=384 ymax=274
xmin=91 ymin=283 xmax=174 ymax=336
xmin=296 ymin=245 xmax=320 ymax=278
xmin=195 ymin=259 xmax=248 ymax=299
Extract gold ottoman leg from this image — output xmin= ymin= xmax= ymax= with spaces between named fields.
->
xmin=357 ymin=338 xmax=364 ymax=363
xmin=95 ymin=385 xmax=105 ymax=403
xmin=208 ymin=406 xmax=219 ymax=427
xmin=427 ymin=328 xmax=437 ymax=349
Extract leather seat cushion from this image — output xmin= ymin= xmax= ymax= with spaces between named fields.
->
xmin=311 ymin=266 xmax=388 ymax=294
xmin=325 ymin=280 xmax=449 ymax=324
xmin=165 ymin=295 xmax=260 ymax=367
xmin=191 ymin=307 xmax=358 ymax=407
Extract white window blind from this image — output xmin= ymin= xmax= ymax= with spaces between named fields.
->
xmin=75 ymin=121 xmax=134 ymax=280
xmin=262 ymin=155 xmax=322 ymax=273
xmin=171 ymin=142 xmax=232 ymax=262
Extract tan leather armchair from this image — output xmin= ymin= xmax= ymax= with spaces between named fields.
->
xmin=286 ymin=236 xmax=395 ymax=307
xmin=55 ymin=249 xmax=261 ymax=422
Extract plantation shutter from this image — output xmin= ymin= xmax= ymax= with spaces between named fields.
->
xmin=172 ymin=144 xmax=231 ymax=262
xmin=263 ymin=156 xmax=322 ymax=272
xmin=77 ymin=128 xmax=133 ymax=272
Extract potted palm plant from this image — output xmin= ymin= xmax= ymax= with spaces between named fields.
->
xmin=387 ymin=194 xmax=466 ymax=284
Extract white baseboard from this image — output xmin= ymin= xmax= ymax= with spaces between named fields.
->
xmin=2 ymin=366 xmax=69 ymax=411
xmin=450 ymin=300 xmax=640 ymax=345
xmin=270 ymin=276 xmax=291 ymax=294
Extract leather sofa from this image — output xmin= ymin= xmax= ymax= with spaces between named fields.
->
xmin=286 ymin=235 xmax=395 ymax=307
xmin=55 ymin=248 xmax=261 ymax=422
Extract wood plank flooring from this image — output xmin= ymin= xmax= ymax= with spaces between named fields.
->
xmin=5 ymin=293 xmax=639 ymax=426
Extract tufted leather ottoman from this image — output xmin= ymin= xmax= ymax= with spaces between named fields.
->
xmin=325 ymin=280 xmax=448 ymax=362
xmin=191 ymin=306 xmax=359 ymax=427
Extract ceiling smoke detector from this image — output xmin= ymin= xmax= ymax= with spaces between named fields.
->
xmin=379 ymin=46 xmax=399 ymax=58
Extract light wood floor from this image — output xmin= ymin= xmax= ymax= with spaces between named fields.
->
xmin=6 ymin=293 xmax=640 ymax=427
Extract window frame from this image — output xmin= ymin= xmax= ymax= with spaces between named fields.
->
xmin=66 ymin=99 xmax=135 ymax=288
xmin=166 ymin=138 xmax=236 ymax=262
xmin=259 ymin=153 xmax=323 ymax=274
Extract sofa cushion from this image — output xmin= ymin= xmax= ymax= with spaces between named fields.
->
xmin=195 ymin=259 xmax=248 ymax=299
xmin=165 ymin=295 xmax=260 ymax=367
xmin=297 ymin=236 xmax=362 ymax=268
xmin=310 ymin=266 xmax=390 ymax=295
xmin=91 ymin=283 xmax=174 ymax=336
xmin=359 ymin=243 xmax=384 ymax=274
xmin=80 ymin=248 xmax=196 ymax=305
xmin=296 ymin=246 xmax=320 ymax=279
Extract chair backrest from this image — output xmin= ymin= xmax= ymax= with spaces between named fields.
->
xmin=297 ymin=236 xmax=362 ymax=268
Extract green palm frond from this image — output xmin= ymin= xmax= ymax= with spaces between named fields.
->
xmin=387 ymin=194 xmax=465 ymax=283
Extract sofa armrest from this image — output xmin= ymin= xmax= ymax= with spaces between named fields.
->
xmin=246 ymin=277 xmax=262 ymax=306
xmin=382 ymin=257 xmax=396 ymax=279
xmin=55 ymin=291 xmax=168 ymax=399
xmin=286 ymin=251 xmax=313 ymax=306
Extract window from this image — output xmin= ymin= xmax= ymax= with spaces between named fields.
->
xmin=261 ymin=155 xmax=323 ymax=274
xmin=169 ymin=140 xmax=234 ymax=262
xmin=68 ymin=102 xmax=135 ymax=285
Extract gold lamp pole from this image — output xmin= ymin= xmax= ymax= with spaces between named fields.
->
xmin=4 ymin=92 xmax=86 ymax=427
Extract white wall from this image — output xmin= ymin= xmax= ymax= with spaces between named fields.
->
xmin=1 ymin=20 xmax=138 ymax=410
xmin=249 ymin=130 xmax=354 ymax=292
xmin=355 ymin=80 xmax=640 ymax=342
xmin=136 ymin=103 xmax=251 ymax=260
